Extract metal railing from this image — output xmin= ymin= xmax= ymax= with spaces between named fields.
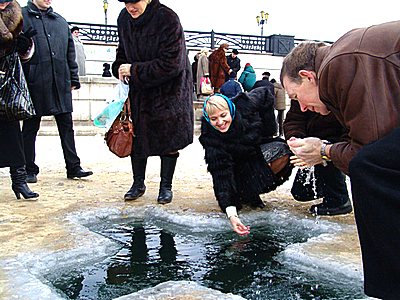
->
xmin=69 ymin=22 xmax=298 ymax=56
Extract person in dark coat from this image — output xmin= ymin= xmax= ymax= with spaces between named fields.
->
xmin=252 ymin=71 xmax=275 ymax=97
xmin=208 ymin=43 xmax=231 ymax=92
xmin=191 ymin=52 xmax=199 ymax=94
xmin=21 ymin=0 xmax=92 ymax=183
xmin=225 ymin=49 xmax=241 ymax=81
xmin=199 ymin=88 xmax=292 ymax=235
xmin=0 ymin=0 xmax=38 ymax=200
xmin=284 ymin=100 xmax=352 ymax=215
xmin=220 ymin=71 xmax=243 ymax=99
xmin=113 ymin=0 xmax=193 ymax=204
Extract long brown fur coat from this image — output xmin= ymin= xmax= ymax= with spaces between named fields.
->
xmin=208 ymin=46 xmax=230 ymax=90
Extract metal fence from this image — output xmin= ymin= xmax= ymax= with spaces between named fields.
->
xmin=69 ymin=22 xmax=298 ymax=57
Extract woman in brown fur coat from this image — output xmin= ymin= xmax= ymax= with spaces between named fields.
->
xmin=0 ymin=0 xmax=38 ymax=200
xmin=208 ymin=43 xmax=232 ymax=92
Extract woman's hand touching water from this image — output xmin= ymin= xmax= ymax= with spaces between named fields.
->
xmin=229 ymin=215 xmax=250 ymax=236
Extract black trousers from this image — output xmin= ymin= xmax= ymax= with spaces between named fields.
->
xmin=291 ymin=162 xmax=349 ymax=207
xmin=22 ymin=113 xmax=80 ymax=175
xmin=349 ymin=127 xmax=400 ymax=299
xmin=276 ymin=109 xmax=285 ymax=137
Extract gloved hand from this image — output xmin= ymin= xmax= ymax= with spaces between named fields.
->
xmin=16 ymin=27 xmax=37 ymax=54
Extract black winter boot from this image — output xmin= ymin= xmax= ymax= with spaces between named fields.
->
xmin=124 ymin=156 xmax=147 ymax=201
xmin=157 ymin=153 xmax=179 ymax=204
xmin=309 ymin=198 xmax=353 ymax=216
xmin=10 ymin=166 xmax=39 ymax=200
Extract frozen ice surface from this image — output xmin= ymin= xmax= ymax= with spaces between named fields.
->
xmin=278 ymin=233 xmax=363 ymax=281
xmin=113 ymin=280 xmax=246 ymax=299
xmin=0 ymin=206 xmax=360 ymax=299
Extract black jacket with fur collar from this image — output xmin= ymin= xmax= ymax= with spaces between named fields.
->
xmin=199 ymin=87 xmax=281 ymax=212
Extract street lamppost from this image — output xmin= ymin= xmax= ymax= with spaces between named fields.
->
xmin=103 ymin=0 xmax=108 ymax=25
xmin=256 ymin=11 xmax=269 ymax=36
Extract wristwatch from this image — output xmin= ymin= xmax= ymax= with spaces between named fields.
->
xmin=320 ymin=140 xmax=332 ymax=166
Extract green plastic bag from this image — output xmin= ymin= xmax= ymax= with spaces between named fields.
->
xmin=93 ymin=100 xmax=125 ymax=128
xmin=93 ymin=82 xmax=129 ymax=129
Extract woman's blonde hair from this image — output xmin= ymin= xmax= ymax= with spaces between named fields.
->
xmin=200 ymin=48 xmax=209 ymax=55
xmin=205 ymin=95 xmax=229 ymax=116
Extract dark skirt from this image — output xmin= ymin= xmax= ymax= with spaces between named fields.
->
xmin=260 ymin=138 xmax=293 ymax=186
xmin=0 ymin=120 xmax=25 ymax=168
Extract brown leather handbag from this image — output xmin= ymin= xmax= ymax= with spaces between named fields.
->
xmin=104 ymin=99 xmax=133 ymax=158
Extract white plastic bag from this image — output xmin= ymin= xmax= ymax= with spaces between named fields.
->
xmin=93 ymin=81 xmax=130 ymax=129
xmin=200 ymin=76 xmax=213 ymax=95
xmin=107 ymin=80 xmax=129 ymax=104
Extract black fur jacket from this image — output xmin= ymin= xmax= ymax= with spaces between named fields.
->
xmin=0 ymin=0 xmax=23 ymax=58
xmin=199 ymin=87 xmax=288 ymax=213
xmin=112 ymin=0 xmax=193 ymax=157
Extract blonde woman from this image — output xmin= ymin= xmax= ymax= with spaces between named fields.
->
xmin=196 ymin=48 xmax=209 ymax=96
xmin=199 ymin=89 xmax=292 ymax=235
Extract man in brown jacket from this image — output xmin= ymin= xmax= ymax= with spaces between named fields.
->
xmin=280 ymin=20 xmax=400 ymax=299
xmin=283 ymin=100 xmax=352 ymax=216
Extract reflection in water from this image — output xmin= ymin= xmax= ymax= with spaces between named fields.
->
xmin=106 ymin=227 xmax=188 ymax=288
xmin=49 ymin=222 xmax=365 ymax=300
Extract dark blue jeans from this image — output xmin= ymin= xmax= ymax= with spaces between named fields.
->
xmin=291 ymin=162 xmax=350 ymax=207
xmin=349 ymin=127 xmax=400 ymax=299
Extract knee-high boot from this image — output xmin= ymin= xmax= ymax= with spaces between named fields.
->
xmin=157 ymin=153 xmax=179 ymax=204
xmin=124 ymin=156 xmax=147 ymax=201
xmin=10 ymin=166 xmax=39 ymax=200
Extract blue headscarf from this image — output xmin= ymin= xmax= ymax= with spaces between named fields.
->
xmin=202 ymin=93 xmax=236 ymax=124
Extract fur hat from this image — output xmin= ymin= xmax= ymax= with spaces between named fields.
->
xmin=118 ymin=0 xmax=141 ymax=2
xmin=232 ymin=49 xmax=239 ymax=55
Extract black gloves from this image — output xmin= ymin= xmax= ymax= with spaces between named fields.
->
xmin=71 ymin=81 xmax=81 ymax=90
xmin=16 ymin=27 xmax=37 ymax=54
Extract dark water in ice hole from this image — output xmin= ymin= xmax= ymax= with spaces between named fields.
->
xmin=48 ymin=218 xmax=365 ymax=300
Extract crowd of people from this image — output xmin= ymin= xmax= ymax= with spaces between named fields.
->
xmin=1 ymin=0 xmax=399 ymax=298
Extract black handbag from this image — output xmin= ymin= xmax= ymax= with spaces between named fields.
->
xmin=0 ymin=50 xmax=36 ymax=121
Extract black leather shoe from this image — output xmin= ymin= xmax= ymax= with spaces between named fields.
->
xmin=67 ymin=167 xmax=93 ymax=179
xmin=124 ymin=183 xmax=146 ymax=201
xmin=157 ymin=188 xmax=172 ymax=204
xmin=26 ymin=173 xmax=37 ymax=183
xmin=309 ymin=199 xmax=353 ymax=216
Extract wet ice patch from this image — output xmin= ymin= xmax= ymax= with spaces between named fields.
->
xmin=0 ymin=206 xmax=363 ymax=299
xmin=278 ymin=233 xmax=363 ymax=282
xmin=0 ymin=259 xmax=64 ymax=300
xmin=114 ymin=280 xmax=246 ymax=300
